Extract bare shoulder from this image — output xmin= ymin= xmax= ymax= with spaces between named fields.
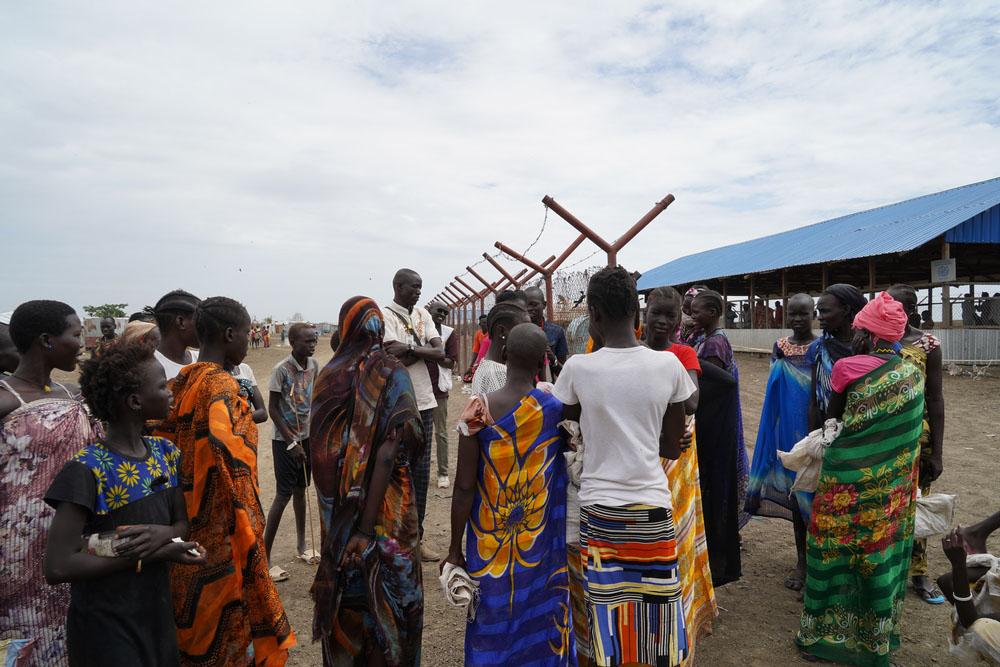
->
xmin=0 ymin=389 xmax=20 ymax=420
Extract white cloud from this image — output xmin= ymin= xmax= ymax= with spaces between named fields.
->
xmin=1 ymin=1 xmax=997 ymax=320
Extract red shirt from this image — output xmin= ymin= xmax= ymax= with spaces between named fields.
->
xmin=663 ymin=342 xmax=701 ymax=376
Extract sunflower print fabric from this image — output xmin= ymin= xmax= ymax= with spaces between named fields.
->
xmin=71 ymin=436 xmax=180 ymax=514
xmin=459 ymin=388 xmax=576 ymax=666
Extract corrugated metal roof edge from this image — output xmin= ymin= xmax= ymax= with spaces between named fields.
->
xmin=638 ymin=177 xmax=1000 ymax=287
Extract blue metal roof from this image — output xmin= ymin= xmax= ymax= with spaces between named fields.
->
xmin=638 ymin=177 xmax=1000 ymax=290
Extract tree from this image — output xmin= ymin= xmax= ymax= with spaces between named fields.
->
xmin=83 ymin=303 xmax=128 ymax=319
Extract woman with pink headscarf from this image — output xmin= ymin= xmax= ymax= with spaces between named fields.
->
xmin=796 ymin=292 xmax=926 ymax=666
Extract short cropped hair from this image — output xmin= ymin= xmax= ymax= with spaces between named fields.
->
xmin=587 ymin=267 xmax=638 ymax=321
xmin=288 ymin=322 xmax=314 ymax=342
xmin=194 ymin=297 xmax=249 ymax=343
xmin=9 ymin=300 xmax=77 ymax=354
xmin=153 ymin=290 xmax=201 ymax=333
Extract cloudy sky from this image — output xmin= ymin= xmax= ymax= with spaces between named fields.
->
xmin=3 ymin=1 xmax=998 ymax=321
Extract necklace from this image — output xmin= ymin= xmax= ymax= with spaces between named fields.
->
xmin=12 ymin=373 xmax=51 ymax=393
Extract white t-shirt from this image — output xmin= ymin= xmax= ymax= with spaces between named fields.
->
xmin=470 ymin=359 xmax=506 ymax=395
xmin=552 ymin=345 xmax=696 ymax=508
xmin=155 ymin=348 xmax=199 ymax=381
xmin=382 ymin=301 xmax=440 ymax=412
xmin=231 ymin=362 xmax=257 ymax=386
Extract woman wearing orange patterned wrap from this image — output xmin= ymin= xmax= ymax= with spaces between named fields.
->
xmin=154 ymin=296 xmax=294 ymax=665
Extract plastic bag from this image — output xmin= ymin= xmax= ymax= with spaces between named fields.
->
xmin=778 ymin=418 xmax=843 ymax=493
xmin=913 ymin=493 xmax=956 ymax=540
xmin=439 ymin=562 xmax=480 ymax=622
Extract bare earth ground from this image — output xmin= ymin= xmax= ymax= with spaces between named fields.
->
xmin=62 ymin=340 xmax=1000 ymax=666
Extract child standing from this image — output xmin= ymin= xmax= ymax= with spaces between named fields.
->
xmin=153 ymin=296 xmax=295 ymax=666
xmin=553 ymin=267 xmax=696 ymax=667
xmin=44 ymin=339 xmax=206 ymax=665
xmin=264 ymin=322 xmax=320 ymax=577
xmin=446 ymin=323 xmax=575 ymax=665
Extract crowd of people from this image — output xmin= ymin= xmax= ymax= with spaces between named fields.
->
xmin=0 ymin=266 xmax=997 ymax=667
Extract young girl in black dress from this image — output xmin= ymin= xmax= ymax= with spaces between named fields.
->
xmin=44 ymin=339 xmax=205 ymax=665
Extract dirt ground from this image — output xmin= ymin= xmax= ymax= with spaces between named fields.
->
xmin=70 ymin=340 xmax=1000 ymax=666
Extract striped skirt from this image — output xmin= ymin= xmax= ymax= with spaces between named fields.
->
xmin=580 ymin=504 xmax=688 ymax=667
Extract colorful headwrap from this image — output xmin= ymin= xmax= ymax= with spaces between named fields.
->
xmin=852 ymin=291 xmax=908 ymax=343
xmin=122 ymin=321 xmax=157 ymax=343
xmin=309 ymin=296 xmax=423 ymax=640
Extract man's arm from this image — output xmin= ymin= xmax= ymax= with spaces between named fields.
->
xmin=923 ymin=345 xmax=945 ymax=481
xmin=554 ymin=327 xmax=569 ymax=365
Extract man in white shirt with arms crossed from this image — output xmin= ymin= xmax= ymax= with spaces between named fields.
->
xmin=382 ymin=268 xmax=445 ymax=561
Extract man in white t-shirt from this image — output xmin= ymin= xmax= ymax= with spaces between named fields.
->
xmin=381 ymin=268 xmax=445 ymax=561
xmin=552 ymin=266 xmax=696 ymax=666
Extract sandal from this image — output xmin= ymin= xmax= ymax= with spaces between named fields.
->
xmin=913 ymin=580 xmax=946 ymax=604
xmin=297 ymin=550 xmax=321 ymax=565
xmin=785 ymin=570 xmax=805 ymax=592
xmin=269 ymin=566 xmax=289 ymax=582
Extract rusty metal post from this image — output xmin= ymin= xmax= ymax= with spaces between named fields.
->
xmin=542 ymin=194 xmax=674 ymax=266
xmin=482 ymin=253 xmax=519 ymax=286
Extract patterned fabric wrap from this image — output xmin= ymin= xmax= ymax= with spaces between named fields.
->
xmin=581 ymin=504 xmax=688 ymax=667
xmin=153 ymin=363 xmax=295 ymax=666
xmin=71 ymin=437 xmax=180 ymax=513
xmin=463 ymin=388 xmax=574 ymax=666
xmin=806 ymin=333 xmax=855 ymax=422
xmin=746 ymin=337 xmax=815 ymax=521
xmin=663 ymin=430 xmax=717 ymax=662
xmin=694 ymin=330 xmax=749 ymax=530
xmin=0 ymin=396 xmax=102 ymax=666
xmin=797 ymin=355 xmax=925 ymax=666
xmin=308 ymin=296 xmax=424 ymax=667
xmin=566 ymin=545 xmax=591 ymax=662
xmin=899 ymin=332 xmax=940 ymax=578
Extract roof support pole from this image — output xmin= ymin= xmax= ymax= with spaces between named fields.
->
xmin=941 ymin=237 xmax=953 ymax=327
xmin=722 ymin=279 xmax=728 ymax=329
xmin=781 ymin=269 xmax=788 ymax=329
xmin=749 ymin=275 xmax=756 ymax=329
xmin=868 ymin=257 xmax=876 ymax=298
xmin=821 ymin=265 xmax=829 ymax=292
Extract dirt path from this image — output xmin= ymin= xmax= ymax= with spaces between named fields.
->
xmin=84 ymin=342 xmax=996 ymax=665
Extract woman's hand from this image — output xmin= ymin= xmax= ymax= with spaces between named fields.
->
xmin=942 ymin=527 xmax=968 ymax=568
xmin=340 ymin=532 xmax=372 ymax=569
xmin=678 ymin=425 xmax=693 ymax=453
xmin=115 ymin=524 xmax=175 ymax=560
xmin=439 ymin=549 xmax=466 ymax=574
xmin=163 ymin=540 xmax=207 ymax=566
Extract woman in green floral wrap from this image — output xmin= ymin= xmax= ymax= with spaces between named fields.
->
xmin=796 ymin=292 xmax=925 ymax=666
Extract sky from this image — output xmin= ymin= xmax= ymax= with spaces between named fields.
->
xmin=2 ymin=1 xmax=998 ymax=322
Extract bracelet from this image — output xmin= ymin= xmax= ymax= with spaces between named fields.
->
xmin=952 ymin=590 xmax=974 ymax=602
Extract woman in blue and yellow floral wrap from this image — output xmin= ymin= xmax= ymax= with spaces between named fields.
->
xmin=448 ymin=322 xmax=575 ymax=666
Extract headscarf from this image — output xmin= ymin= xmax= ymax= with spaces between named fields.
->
xmin=852 ymin=291 xmax=908 ymax=344
xmin=823 ymin=284 xmax=867 ymax=323
xmin=122 ymin=320 xmax=157 ymax=343
xmin=309 ymin=296 xmax=423 ymax=639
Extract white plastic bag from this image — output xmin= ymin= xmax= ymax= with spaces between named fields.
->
xmin=913 ymin=493 xmax=956 ymax=540
xmin=559 ymin=419 xmax=584 ymax=545
xmin=778 ymin=418 xmax=843 ymax=493
xmin=439 ymin=562 xmax=480 ymax=621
